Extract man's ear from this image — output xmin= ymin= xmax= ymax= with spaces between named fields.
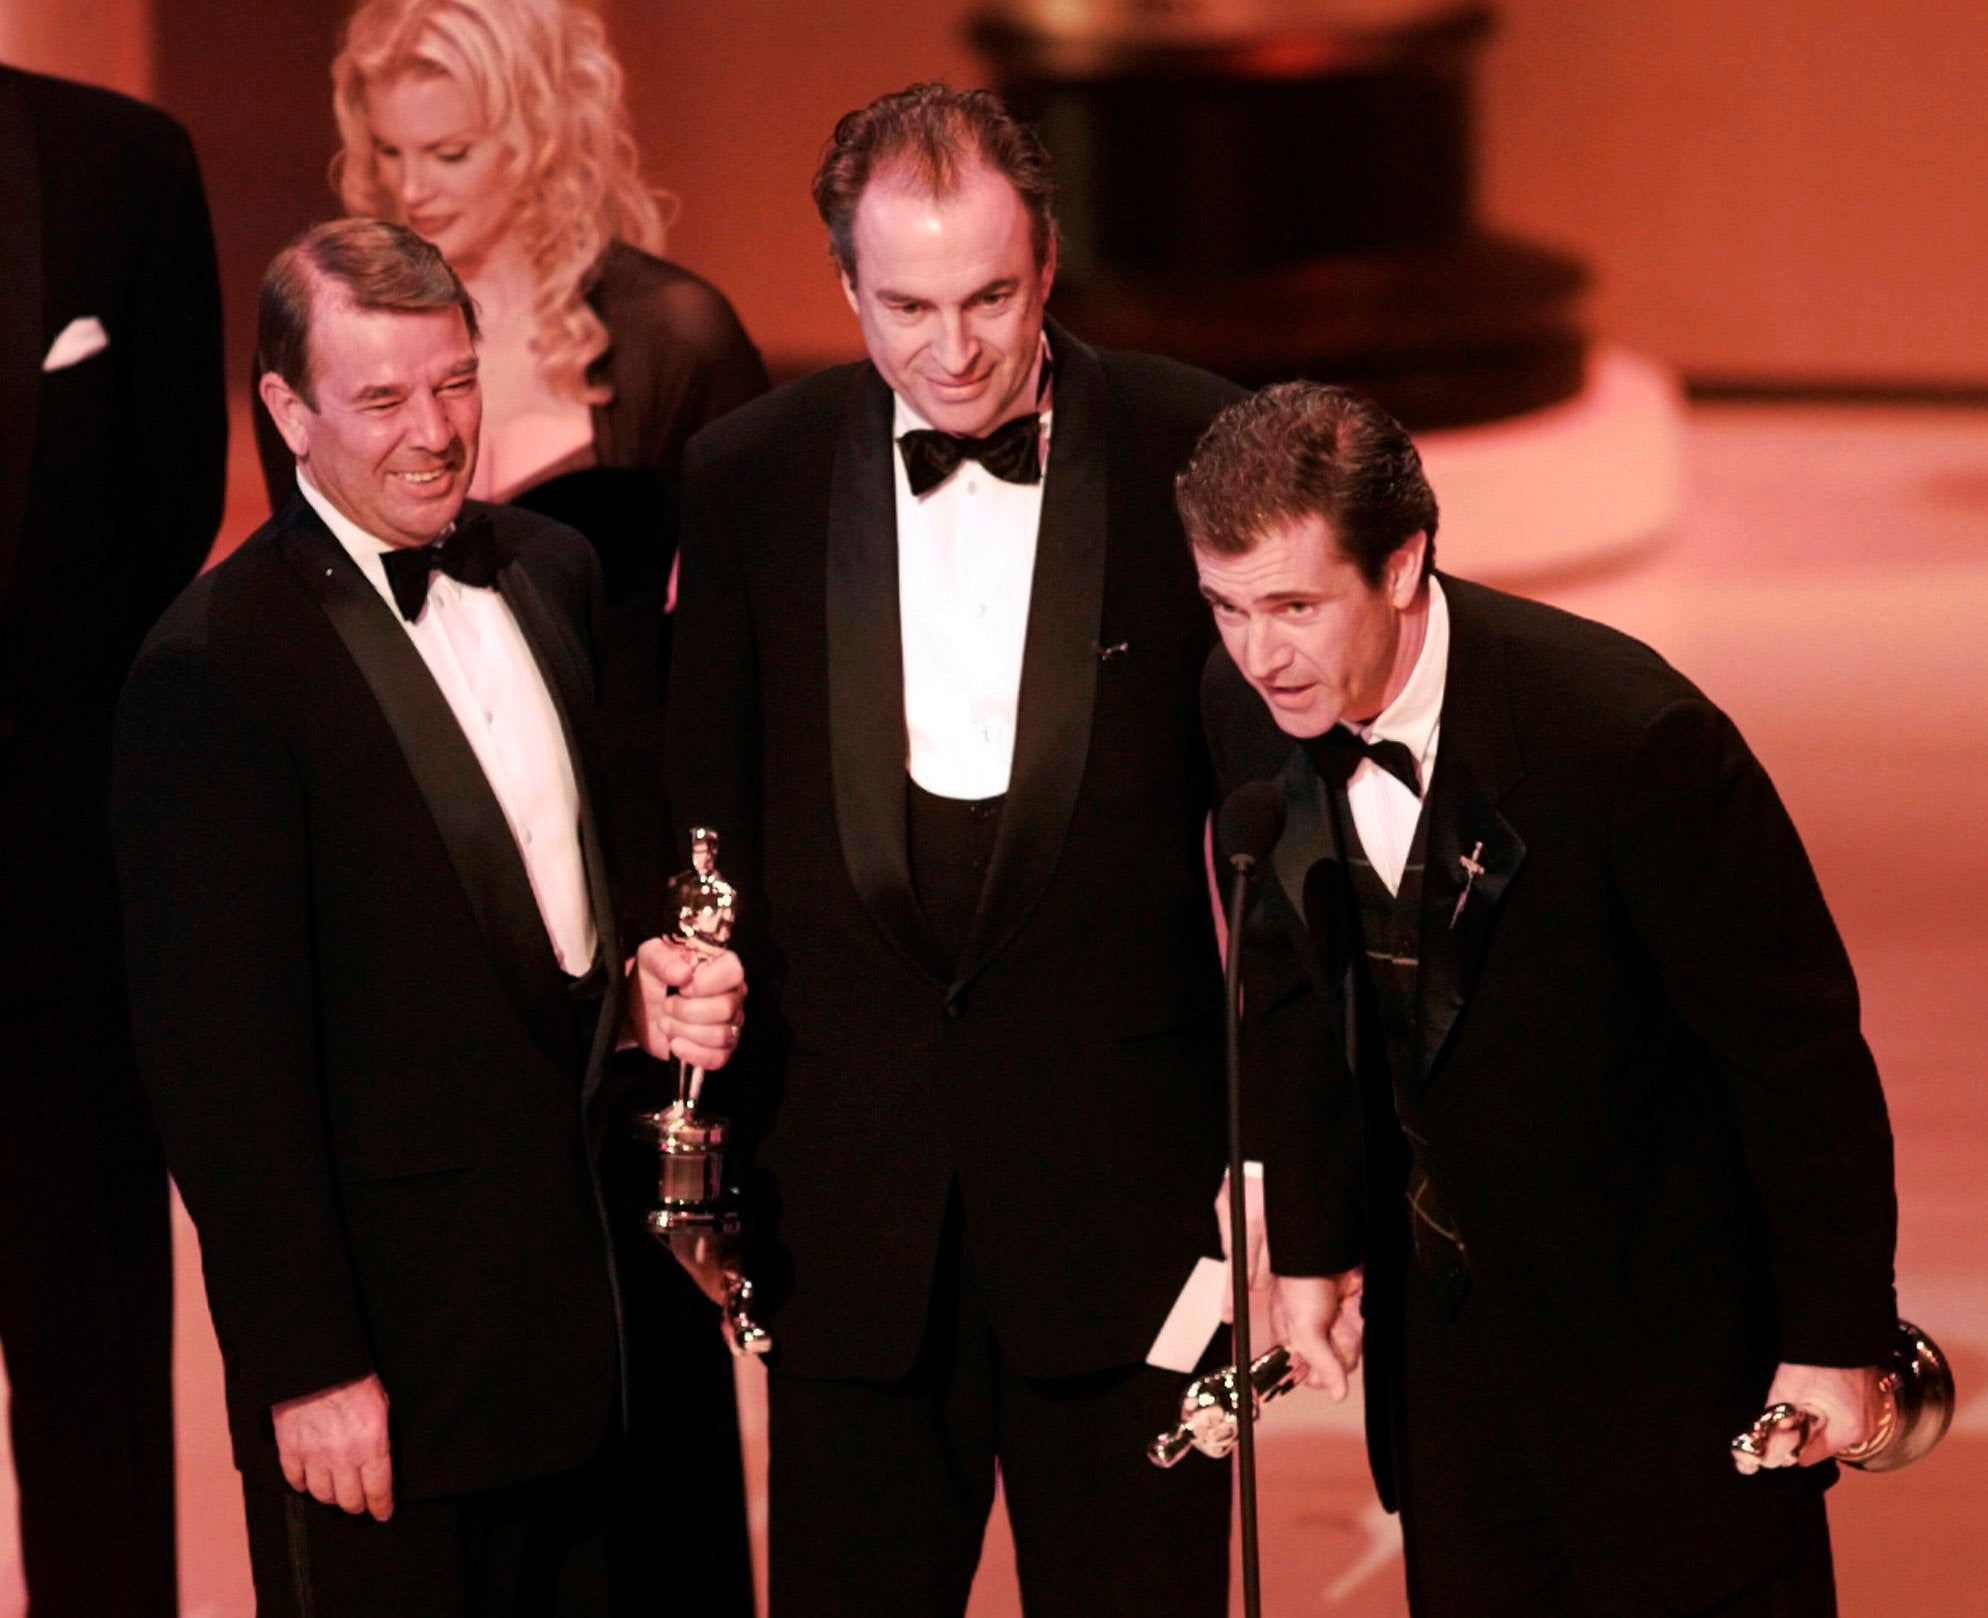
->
xmin=259 ymin=371 xmax=313 ymax=461
xmin=839 ymin=265 xmax=861 ymax=319
xmin=1038 ymin=232 xmax=1058 ymax=305
xmin=1388 ymin=531 xmax=1430 ymax=608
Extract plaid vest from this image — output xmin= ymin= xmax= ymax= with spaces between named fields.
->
xmin=1339 ymin=801 xmax=1470 ymax=1308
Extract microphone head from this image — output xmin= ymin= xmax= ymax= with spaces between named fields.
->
xmin=1218 ymin=781 xmax=1285 ymax=871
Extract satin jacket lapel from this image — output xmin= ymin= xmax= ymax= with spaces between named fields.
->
xmin=953 ymin=323 xmax=1107 ymax=995
xmin=276 ymin=510 xmax=576 ymax=1071
xmin=825 ymin=364 xmax=942 ymax=980
xmin=1416 ymin=587 xmax=1526 ymax=1084
xmin=0 ymin=72 xmax=44 ymax=611
xmin=496 ymin=548 xmax=626 ymax=1111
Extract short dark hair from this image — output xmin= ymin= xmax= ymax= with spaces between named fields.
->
xmin=1175 ymin=383 xmax=1439 ymax=586
xmin=812 ymin=83 xmax=1057 ymax=282
xmin=257 ymin=217 xmax=478 ymax=410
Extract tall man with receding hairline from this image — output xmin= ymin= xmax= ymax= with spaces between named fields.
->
xmin=668 ymin=84 xmax=1245 ymax=1616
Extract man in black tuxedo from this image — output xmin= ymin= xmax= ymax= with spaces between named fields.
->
xmin=666 ymin=85 xmax=1244 ymax=1618
xmin=113 ymin=219 xmax=744 ymax=1614
xmin=0 ymin=63 xmax=225 ymax=1618
xmin=1183 ymin=383 xmax=1899 ymax=1617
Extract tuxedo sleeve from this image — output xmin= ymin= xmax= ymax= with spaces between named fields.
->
xmin=665 ymin=431 xmax=761 ymax=894
xmin=1611 ymin=694 xmax=1897 ymax=1366
xmin=127 ymin=117 xmax=226 ymax=608
xmin=114 ymin=633 xmax=373 ymax=1409
xmin=1238 ymin=918 xmax=1367 ymax=1278
xmin=664 ymin=428 xmax=775 ymax=1117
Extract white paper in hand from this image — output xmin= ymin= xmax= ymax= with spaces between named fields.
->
xmin=1145 ymin=1256 xmax=1229 ymax=1373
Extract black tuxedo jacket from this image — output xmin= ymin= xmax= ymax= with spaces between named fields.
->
xmin=667 ymin=322 xmax=1244 ymax=1381
xmin=0 ymin=65 xmax=224 ymax=991
xmin=1208 ymin=574 xmax=1898 ymax=1609
xmin=113 ymin=500 xmax=628 ymax=1500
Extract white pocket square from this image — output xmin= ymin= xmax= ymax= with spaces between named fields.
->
xmin=42 ymin=315 xmax=109 ymax=372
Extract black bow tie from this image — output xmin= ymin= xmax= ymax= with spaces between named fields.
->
xmin=898 ymin=414 xmax=1044 ymax=497
xmin=1308 ymin=725 xmax=1423 ymax=799
xmin=379 ymin=511 xmax=502 ymax=622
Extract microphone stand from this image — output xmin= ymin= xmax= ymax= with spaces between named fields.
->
xmin=1225 ymin=847 xmax=1264 ymax=1618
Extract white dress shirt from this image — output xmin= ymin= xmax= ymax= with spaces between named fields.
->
xmin=1341 ymin=576 xmax=1451 ymax=896
xmin=298 ymin=472 xmax=598 ymax=973
xmin=893 ymin=391 xmax=1052 ymax=800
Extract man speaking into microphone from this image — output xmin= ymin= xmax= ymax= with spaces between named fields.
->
xmin=1184 ymin=382 xmax=1897 ymax=1618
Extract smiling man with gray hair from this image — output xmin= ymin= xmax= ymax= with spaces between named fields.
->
xmin=114 ymin=217 xmax=745 ymax=1616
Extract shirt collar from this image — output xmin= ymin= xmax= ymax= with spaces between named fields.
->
xmin=1346 ymin=574 xmax=1449 ymax=770
xmin=296 ymin=468 xmax=458 ymax=613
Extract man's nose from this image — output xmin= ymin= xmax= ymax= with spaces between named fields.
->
xmin=1242 ymin=617 xmax=1290 ymax=679
xmin=932 ymin=311 xmax=977 ymax=376
xmin=404 ymin=388 xmax=454 ymax=450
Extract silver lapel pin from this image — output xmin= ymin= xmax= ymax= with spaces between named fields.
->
xmin=1452 ymin=840 xmax=1486 ymax=928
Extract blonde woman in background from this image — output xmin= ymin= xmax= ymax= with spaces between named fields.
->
xmin=257 ymin=2 xmax=762 ymax=1610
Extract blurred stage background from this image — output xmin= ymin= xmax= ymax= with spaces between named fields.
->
xmin=1 ymin=0 xmax=1983 ymax=1612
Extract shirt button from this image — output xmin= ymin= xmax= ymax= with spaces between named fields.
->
xmin=974 ymin=602 xmax=989 ymax=619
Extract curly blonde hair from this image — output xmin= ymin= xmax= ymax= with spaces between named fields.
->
xmin=331 ymin=0 xmax=671 ymax=404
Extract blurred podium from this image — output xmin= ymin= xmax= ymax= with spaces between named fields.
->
xmin=972 ymin=0 xmax=1684 ymax=575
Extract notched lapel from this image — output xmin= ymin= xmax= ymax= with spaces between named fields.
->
xmin=1417 ymin=760 xmax=1524 ymax=1079
xmin=953 ymin=325 xmax=1109 ymax=994
xmin=1415 ymin=590 xmax=1527 ymax=1082
xmin=277 ymin=512 xmax=577 ymax=1072
xmin=825 ymin=365 xmax=942 ymax=981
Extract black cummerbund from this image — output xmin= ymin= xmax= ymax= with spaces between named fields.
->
xmin=905 ymin=775 xmax=1005 ymax=972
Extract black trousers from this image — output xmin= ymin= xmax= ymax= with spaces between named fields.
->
xmin=605 ymin=1190 xmax=756 ymax=1616
xmin=765 ymin=1203 xmax=1231 ymax=1618
xmin=0 ymin=981 xmax=177 ymax=1618
xmin=1393 ymin=1259 xmax=1837 ymax=1618
xmin=242 ymin=1445 xmax=620 ymax=1618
